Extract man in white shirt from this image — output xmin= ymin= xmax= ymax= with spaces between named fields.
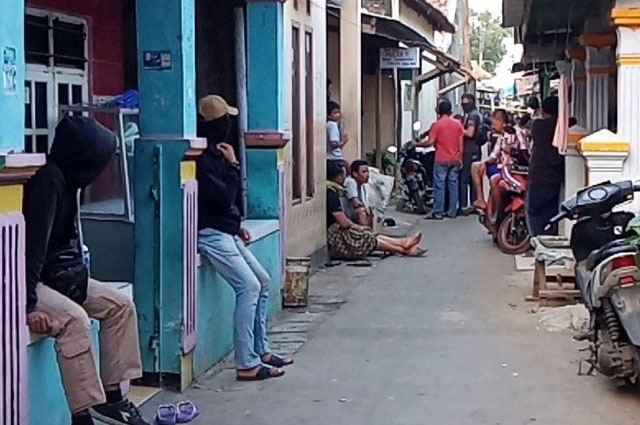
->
xmin=327 ymin=101 xmax=348 ymax=167
xmin=343 ymin=160 xmax=372 ymax=227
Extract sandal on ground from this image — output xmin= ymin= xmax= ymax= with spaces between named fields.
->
xmin=262 ymin=354 xmax=295 ymax=368
xmin=236 ymin=365 xmax=285 ymax=381
xmin=176 ymin=401 xmax=199 ymax=424
xmin=156 ymin=404 xmax=177 ymax=425
xmin=407 ymin=247 xmax=428 ymax=257
xmin=425 ymin=214 xmax=443 ymax=220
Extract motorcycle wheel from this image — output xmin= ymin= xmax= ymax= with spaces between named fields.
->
xmin=497 ymin=212 xmax=530 ymax=255
xmin=411 ymin=190 xmax=426 ymax=215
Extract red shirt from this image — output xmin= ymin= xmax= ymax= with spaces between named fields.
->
xmin=429 ymin=116 xmax=464 ymax=163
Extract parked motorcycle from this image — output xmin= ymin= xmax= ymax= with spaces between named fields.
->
xmin=547 ymin=180 xmax=640 ymax=384
xmin=386 ymin=121 xmax=434 ymax=215
xmin=478 ymin=150 xmax=530 ymax=254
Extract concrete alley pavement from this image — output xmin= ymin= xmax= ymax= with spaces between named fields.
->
xmin=143 ymin=215 xmax=640 ymax=425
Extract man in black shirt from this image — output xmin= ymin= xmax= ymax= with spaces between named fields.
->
xmin=459 ymin=93 xmax=483 ymax=214
xmin=526 ymin=96 xmax=565 ymax=236
xmin=196 ymin=95 xmax=293 ymax=382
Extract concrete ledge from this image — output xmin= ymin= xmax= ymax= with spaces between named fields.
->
xmin=244 ymin=219 xmax=279 ymax=242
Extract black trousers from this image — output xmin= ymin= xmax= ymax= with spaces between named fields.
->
xmin=526 ymin=180 xmax=561 ymax=236
xmin=458 ymin=151 xmax=479 ymax=210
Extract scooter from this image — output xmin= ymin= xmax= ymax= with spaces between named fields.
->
xmin=546 ymin=180 xmax=640 ymax=384
xmin=478 ymin=151 xmax=530 ymax=255
xmin=386 ymin=121 xmax=434 ymax=214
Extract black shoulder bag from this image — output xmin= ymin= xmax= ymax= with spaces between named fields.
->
xmin=41 ymin=189 xmax=89 ymax=304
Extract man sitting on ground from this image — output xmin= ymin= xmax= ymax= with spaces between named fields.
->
xmin=24 ymin=116 xmax=150 ymax=425
xmin=470 ymin=109 xmax=528 ymax=211
xmin=326 ymin=162 xmax=426 ymax=259
xmin=343 ymin=160 xmax=373 ymax=227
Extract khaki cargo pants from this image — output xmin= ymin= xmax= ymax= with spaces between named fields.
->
xmin=34 ymin=279 xmax=143 ymax=413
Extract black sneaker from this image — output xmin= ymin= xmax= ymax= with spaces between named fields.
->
xmin=90 ymin=399 xmax=150 ymax=425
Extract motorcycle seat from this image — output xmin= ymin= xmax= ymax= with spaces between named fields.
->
xmin=511 ymin=165 xmax=529 ymax=174
xmin=585 ymin=239 xmax=637 ymax=271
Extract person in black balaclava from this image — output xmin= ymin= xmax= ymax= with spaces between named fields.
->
xmin=23 ymin=116 xmax=150 ymax=425
xmin=459 ymin=93 xmax=484 ymax=215
xmin=196 ymin=95 xmax=294 ymax=382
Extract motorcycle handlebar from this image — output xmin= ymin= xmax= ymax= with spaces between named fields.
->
xmin=544 ymin=211 xmax=568 ymax=232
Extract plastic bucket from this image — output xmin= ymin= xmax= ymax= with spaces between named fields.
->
xmin=283 ymin=257 xmax=311 ymax=308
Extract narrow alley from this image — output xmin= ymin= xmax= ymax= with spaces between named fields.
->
xmin=140 ymin=216 xmax=640 ymax=425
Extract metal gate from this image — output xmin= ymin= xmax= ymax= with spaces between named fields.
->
xmin=0 ymin=213 xmax=27 ymax=425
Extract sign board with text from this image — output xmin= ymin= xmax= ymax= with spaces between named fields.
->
xmin=379 ymin=47 xmax=420 ymax=69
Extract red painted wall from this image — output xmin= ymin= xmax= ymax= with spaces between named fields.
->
xmin=27 ymin=0 xmax=125 ymax=97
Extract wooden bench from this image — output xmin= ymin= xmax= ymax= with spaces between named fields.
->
xmin=527 ymin=236 xmax=582 ymax=307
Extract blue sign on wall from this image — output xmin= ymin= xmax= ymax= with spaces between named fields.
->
xmin=142 ymin=50 xmax=172 ymax=70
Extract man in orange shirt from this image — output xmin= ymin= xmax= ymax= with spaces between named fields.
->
xmin=412 ymin=99 xmax=464 ymax=219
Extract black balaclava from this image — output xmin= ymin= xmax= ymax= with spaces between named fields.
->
xmin=49 ymin=116 xmax=117 ymax=189
xmin=197 ymin=114 xmax=232 ymax=148
xmin=461 ymin=93 xmax=476 ymax=113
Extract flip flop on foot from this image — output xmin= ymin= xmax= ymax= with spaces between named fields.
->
xmin=406 ymin=247 xmax=428 ymax=257
xmin=262 ymin=353 xmax=294 ymax=368
xmin=472 ymin=201 xmax=487 ymax=211
xmin=237 ymin=365 xmax=285 ymax=381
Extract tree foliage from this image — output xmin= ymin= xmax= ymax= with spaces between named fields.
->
xmin=470 ymin=10 xmax=511 ymax=75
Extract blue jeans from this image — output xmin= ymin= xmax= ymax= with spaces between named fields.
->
xmin=433 ymin=162 xmax=460 ymax=217
xmin=198 ymin=228 xmax=271 ymax=369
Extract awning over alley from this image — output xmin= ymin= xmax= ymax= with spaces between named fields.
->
xmin=413 ymin=48 xmax=476 ymax=94
xmin=357 ymin=11 xmax=475 ymax=93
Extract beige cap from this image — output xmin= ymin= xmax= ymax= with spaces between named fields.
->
xmin=198 ymin=95 xmax=239 ymax=121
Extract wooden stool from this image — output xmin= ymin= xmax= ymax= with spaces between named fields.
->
xmin=527 ymin=236 xmax=582 ymax=306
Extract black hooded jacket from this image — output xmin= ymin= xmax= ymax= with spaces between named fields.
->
xmin=23 ymin=116 xmax=117 ymax=312
xmin=195 ymin=118 xmax=243 ymax=235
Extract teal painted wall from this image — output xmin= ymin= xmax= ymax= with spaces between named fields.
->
xmin=28 ymin=322 xmax=100 ymax=425
xmin=244 ymin=2 xmax=284 ymax=221
xmin=246 ymin=151 xmax=280 ymax=219
xmin=246 ymin=2 xmax=283 ymax=131
xmin=194 ymin=231 xmax=281 ymax=377
xmin=136 ymin=0 xmax=196 ymax=137
xmin=0 ymin=0 xmax=25 ymax=151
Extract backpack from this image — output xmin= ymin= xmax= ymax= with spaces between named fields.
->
xmin=475 ymin=121 xmax=491 ymax=147
xmin=464 ymin=111 xmax=490 ymax=147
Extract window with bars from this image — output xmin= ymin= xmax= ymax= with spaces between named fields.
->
xmin=25 ymin=13 xmax=87 ymax=70
xmin=24 ymin=11 xmax=89 ymax=154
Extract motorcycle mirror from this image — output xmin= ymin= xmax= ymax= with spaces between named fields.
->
xmin=412 ymin=121 xmax=421 ymax=131
xmin=386 ymin=145 xmax=398 ymax=154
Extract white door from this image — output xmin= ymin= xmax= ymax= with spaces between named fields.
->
xmin=24 ymin=67 xmax=55 ymax=153
xmin=54 ymin=71 xmax=89 ymax=119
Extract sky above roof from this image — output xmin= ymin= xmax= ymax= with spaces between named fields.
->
xmin=469 ymin=0 xmax=501 ymax=15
